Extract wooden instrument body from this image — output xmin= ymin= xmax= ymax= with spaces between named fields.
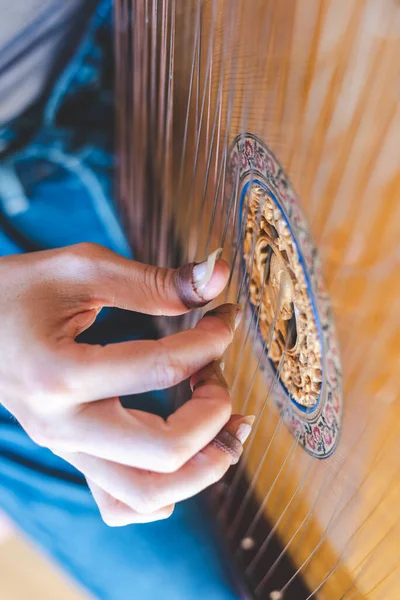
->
xmin=116 ymin=1 xmax=400 ymax=597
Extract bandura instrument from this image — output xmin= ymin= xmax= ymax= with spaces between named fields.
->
xmin=114 ymin=1 xmax=400 ymax=597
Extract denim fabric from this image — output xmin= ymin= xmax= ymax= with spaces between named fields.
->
xmin=0 ymin=1 xmax=239 ymax=598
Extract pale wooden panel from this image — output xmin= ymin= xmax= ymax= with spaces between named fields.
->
xmin=171 ymin=1 xmax=400 ymax=598
xmin=0 ymin=535 xmax=89 ymax=600
xmin=120 ymin=0 xmax=400 ymax=597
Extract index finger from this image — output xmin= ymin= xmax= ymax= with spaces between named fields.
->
xmin=67 ymin=303 xmax=242 ymax=401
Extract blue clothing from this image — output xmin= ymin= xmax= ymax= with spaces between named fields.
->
xmin=0 ymin=2 xmax=239 ymax=598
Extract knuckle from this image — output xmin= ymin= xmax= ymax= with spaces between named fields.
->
xmin=26 ymin=353 xmax=75 ymax=406
xmin=129 ymin=473 xmax=162 ymax=514
xmin=62 ymin=244 xmax=96 ymax=269
xmin=23 ymin=389 xmax=75 ymax=449
xmin=141 ymin=429 xmax=188 ymax=474
xmin=53 ymin=243 xmax=105 ymax=280
xmin=152 ymin=350 xmax=187 ymax=390
xmin=152 ymin=361 xmax=177 ymax=390
xmin=71 ymin=242 xmax=103 ymax=257
xmin=160 ymin=438 xmax=189 ymax=473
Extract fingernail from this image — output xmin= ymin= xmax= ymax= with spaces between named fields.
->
xmin=174 ymin=248 xmax=222 ymax=309
xmin=191 ymin=359 xmax=229 ymax=391
xmin=204 ymin=302 xmax=243 ymax=333
xmin=233 ymin=415 xmax=255 ymax=444
xmin=192 ymin=248 xmax=222 ymax=292
xmin=211 ymin=431 xmax=243 ymax=464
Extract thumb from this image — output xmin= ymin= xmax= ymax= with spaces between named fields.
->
xmin=94 ymin=247 xmax=230 ymax=316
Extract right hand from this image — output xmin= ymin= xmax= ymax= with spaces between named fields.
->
xmin=0 ymin=243 xmax=253 ymax=525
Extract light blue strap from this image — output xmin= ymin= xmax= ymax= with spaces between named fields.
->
xmin=0 ymin=164 xmax=30 ymax=216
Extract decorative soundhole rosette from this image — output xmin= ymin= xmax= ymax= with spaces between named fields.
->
xmin=228 ymin=133 xmax=343 ymax=458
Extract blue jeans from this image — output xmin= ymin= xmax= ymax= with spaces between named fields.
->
xmin=0 ymin=2 xmax=238 ymax=598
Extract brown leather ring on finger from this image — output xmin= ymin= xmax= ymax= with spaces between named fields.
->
xmin=173 ymin=249 xmax=222 ymax=308
xmin=211 ymin=414 xmax=255 ymax=465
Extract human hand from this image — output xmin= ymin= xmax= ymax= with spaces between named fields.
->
xmin=0 ymin=243 xmax=253 ymax=525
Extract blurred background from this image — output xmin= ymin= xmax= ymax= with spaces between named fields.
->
xmin=0 ymin=512 xmax=88 ymax=600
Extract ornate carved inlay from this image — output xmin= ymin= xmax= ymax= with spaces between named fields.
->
xmin=243 ymin=185 xmax=322 ymax=408
xmin=228 ymin=133 xmax=342 ymax=457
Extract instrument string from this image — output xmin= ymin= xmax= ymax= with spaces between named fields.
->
xmin=318 ymin=105 xmax=397 ymax=312
xmin=252 ymin=404 xmax=378 ymax=587
xmin=230 ymin=241 xmax=270 ymax=392
xmin=195 ymin=0 xmax=201 ymax=133
xmin=251 ymin=300 xmax=400 ymax=586
xmin=187 ymin=10 xmax=238 ymax=334
xmin=223 ymin=175 xmax=252 ymax=302
xmin=221 ymin=8 xmax=261 ymax=281
xmin=219 ymin=0 xmax=263 ymax=255
xmin=217 ymin=367 xmax=281 ymax=521
xmin=229 ymin=431 xmax=299 ymax=542
xmin=233 ymin=243 xmax=275 ymax=409
xmin=254 ymin=464 xmax=332 ymax=594
xmin=182 ymin=1 xmax=237 ymax=332
xmin=116 ymin=0 xmax=130 ymax=239
xmin=158 ymin=0 xmax=175 ymax=267
xmin=358 ymin=564 xmax=400 ymax=600
xmin=342 ymin=299 xmax=399 ymax=416
xmin=339 ymin=524 xmax=400 ymax=600
xmin=223 ymin=2 xmax=270 ymax=295
xmin=286 ymin=0 xmax=328 ymax=177
xmin=114 ymin=0 xmax=123 ymax=224
xmin=115 ymin=4 xmax=400 ymax=597
xmin=219 ymin=315 xmax=293 ymax=520
xmin=182 ymin=2 xmax=217 ymax=264
xmin=233 ymin=5 xmax=276 ymax=302
xmin=206 ymin=0 xmax=241 ymax=257
xmin=142 ymin=0 xmax=151 ymax=262
xmin=214 ymin=100 xmax=223 ymax=187
xmin=236 ymin=433 xmax=301 ymax=542
xmin=236 ymin=172 xmax=261 ymax=304
xmin=240 ymin=458 xmax=314 ymax=564
xmin=265 ymin=0 xmax=297 ymax=146
xmin=255 ymin=467 xmax=331 ymax=594
xmin=174 ymin=2 xmax=201 ymax=247
xmin=304 ymin=1 xmax=364 ymax=220
xmin=224 ymin=200 xmax=271 ymax=390
xmin=131 ymin=0 xmax=143 ymax=254
xmin=205 ymin=142 xmax=226 ymax=258
xmin=304 ymin=484 xmax=400 ymax=600
xmin=269 ymin=427 xmax=400 ymax=596
xmin=193 ymin=2 xmax=237 ymax=262
xmin=314 ymin=18 xmax=398 ymax=251
xmin=152 ymin=0 xmax=167 ymax=264
xmin=131 ymin=0 xmax=140 ymax=248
